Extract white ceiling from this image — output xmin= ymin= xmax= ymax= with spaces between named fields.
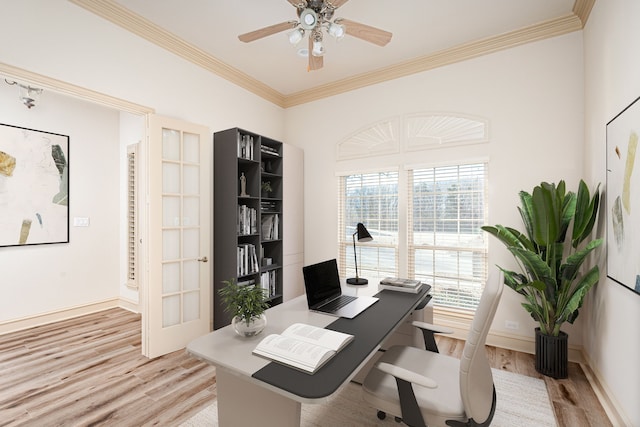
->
xmin=109 ymin=0 xmax=580 ymax=98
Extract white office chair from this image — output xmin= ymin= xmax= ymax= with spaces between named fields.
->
xmin=362 ymin=271 xmax=504 ymax=427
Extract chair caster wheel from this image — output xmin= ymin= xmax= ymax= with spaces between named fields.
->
xmin=394 ymin=416 xmax=402 ymax=423
xmin=377 ymin=410 xmax=386 ymax=420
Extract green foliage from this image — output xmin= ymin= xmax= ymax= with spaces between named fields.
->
xmin=482 ymin=180 xmax=602 ymax=336
xmin=261 ymin=181 xmax=273 ymax=193
xmin=218 ymin=278 xmax=269 ymax=325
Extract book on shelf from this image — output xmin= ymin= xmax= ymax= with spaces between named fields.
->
xmin=379 ymin=277 xmax=423 ymax=293
xmin=260 ymin=200 xmax=278 ymax=212
xmin=260 ymin=269 xmax=277 ymax=297
xmin=237 ymin=244 xmax=259 ymax=276
xmin=252 ymin=323 xmax=354 ymax=374
xmin=237 ymin=204 xmax=257 ymax=235
xmin=237 ymin=133 xmax=255 ymax=160
xmin=261 ymin=214 xmax=279 ymax=240
xmin=260 ymin=145 xmax=280 ymax=156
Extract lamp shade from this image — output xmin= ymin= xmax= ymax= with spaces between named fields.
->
xmin=347 ymin=223 xmax=372 ymax=286
xmin=356 ymin=223 xmax=372 ymax=242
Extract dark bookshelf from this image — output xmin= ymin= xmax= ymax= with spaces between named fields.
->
xmin=213 ymin=128 xmax=283 ymax=329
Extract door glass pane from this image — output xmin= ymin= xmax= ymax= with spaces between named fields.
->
xmin=183 ymin=260 xmax=199 ymax=290
xmin=183 ymin=165 xmax=199 ymax=194
xmin=183 ymin=229 xmax=199 ymax=258
xmin=162 ymin=128 xmax=180 ymax=161
xmin=183 ymin=291 xmax=200 ymax=322
xmin=162 ymin=295 xmax=180 ymax=327
xmin=162 ymin=229 xmax=180 ymax=261
xmin=163 ymin=196 xmax=180 ymax=227
xmin=163 ymin=262 xmax=180 ymax=293
xmin=183 ymin=132 xmax=199 ymax=163
xmin=183 ymin=196 xmax=199 ymax=226
xmin=163 ymin=162 xmax=180 ymax=193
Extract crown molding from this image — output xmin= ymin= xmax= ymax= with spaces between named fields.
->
xmin=69 ymin=0 xmax=286 ymax=108
xmin=0 ymin=61 xmax=154 ymax=115
xmin=573 ymin=0 xmax=596 ymax=27
xmin=69 ymin=0 xmax=588 ymax=109
xmin=284 ymin=13 xmax=583 ymax=107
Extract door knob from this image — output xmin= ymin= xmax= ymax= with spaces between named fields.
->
xmin=197 ymin=256 xmax=208 ymax=263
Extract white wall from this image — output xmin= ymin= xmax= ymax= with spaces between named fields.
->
xmin=285 ymin=32 xmax=586 ymax=344
xmin=583 ymin=1 xmax=640 ymax=424
xmin=0 ymin=82 xmax=121 ymax=322
xmin=0 ymin=0 xmax=286 ymax=324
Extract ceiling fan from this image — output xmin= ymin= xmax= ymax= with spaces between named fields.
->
xmin=238 ymin=0 xmax=392 ymax=71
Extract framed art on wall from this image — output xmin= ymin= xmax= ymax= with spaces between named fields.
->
xmin=606 ymin=95 xmax=640 ymax=295
xmin=0 ymin=123 xmax=69 ymax=247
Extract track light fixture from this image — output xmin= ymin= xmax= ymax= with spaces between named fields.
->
xmin=4 ymin=79 xmax=43 ymax=109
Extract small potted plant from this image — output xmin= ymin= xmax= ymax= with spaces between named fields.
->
xmin=261 ymin=181 xmax=273 ymax=197
xmin=218 ymin=278 xmax=269 ymax=337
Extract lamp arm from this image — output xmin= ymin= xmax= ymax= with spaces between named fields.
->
xmin=352 ymin=231 xmax=359 ymax=279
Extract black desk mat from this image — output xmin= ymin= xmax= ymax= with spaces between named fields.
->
xmin=251 ymin=286 xmax=431 ymax=399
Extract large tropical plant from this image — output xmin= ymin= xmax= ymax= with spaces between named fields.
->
xmin=481 ymin=180 xmax=602 ymax=337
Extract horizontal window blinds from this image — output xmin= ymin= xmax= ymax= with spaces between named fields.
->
xmin=339 ymin=172 xmax=399 ymax=283
xmin=408 ymin=163 xmax=488 ymax=310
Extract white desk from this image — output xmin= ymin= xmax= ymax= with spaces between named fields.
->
xmin=187 ymin=284 xmax=431 ymax=427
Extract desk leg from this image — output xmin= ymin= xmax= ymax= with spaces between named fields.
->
xmin=217 ymin=367 xmax=302 ymax=427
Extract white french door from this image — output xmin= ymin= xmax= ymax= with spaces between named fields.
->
xmin=143 ymin=115 xmax=211 ymax=358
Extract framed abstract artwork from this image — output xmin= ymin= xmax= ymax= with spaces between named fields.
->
xmin=0 ymin=123 xmax=69 ymax=247
xmin=606 ymin=96 xmax=640 ymax=295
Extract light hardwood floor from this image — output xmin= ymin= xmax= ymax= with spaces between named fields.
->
xmin=0 ymin=308 xmax=611 ymax=426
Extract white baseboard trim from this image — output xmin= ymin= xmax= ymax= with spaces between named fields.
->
xmin=0 ymin=298 xmax=136 ymax=335
xmin=581 ymin=353 xmax=631 ymax=427
xmin=434 ymin=311 xmax=584 ymax=363
xmin=118 ymin=297 xmax=140 ymax=314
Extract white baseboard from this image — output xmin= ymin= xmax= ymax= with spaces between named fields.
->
xmin=0 ymin=298 xmax=138 ymax=335
xmin=118 ymin=297 xmax=140 ymax=314
xmin=581 ymin=353 xmax=632 ymax=427
xmin=434 ymin=311 xmax=584 ymax=363
xmin=0 ymin=299 xmax=119 ymax=335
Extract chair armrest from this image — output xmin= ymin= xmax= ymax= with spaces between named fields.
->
xmin=411 ymin=321 xmax=454 ymax=353
xmin=411 ymin=321 xmax=454 ymax=335
xmin=376 ymin=362 xmax=438 ymax=389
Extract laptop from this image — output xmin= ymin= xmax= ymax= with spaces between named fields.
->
xmin=302 ymin=259 xmax=378 ymax=319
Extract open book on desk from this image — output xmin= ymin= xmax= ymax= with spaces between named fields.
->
xmin=252 ymin=323 xmax=354 ymax=374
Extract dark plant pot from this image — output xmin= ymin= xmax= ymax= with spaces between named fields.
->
xmin=535 ymin=327 xmax=568 ymax=379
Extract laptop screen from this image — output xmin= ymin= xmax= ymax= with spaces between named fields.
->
xmin=302 ymin=259 xmax=342 ymax=308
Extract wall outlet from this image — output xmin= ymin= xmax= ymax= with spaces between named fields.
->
xmin=73 ymin=217 xmax=90 ymax=227
xmin=505 ymin=320 xmax=519 ymax=330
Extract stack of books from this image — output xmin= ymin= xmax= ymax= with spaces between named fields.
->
xmin=379 ymin=277 xmax=423 ymax=293
xmin=260 ymin=145 xmax=280 ymax=157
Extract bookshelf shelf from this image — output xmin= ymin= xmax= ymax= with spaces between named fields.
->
xmin=213 ymin=128 xmax=284 ymax=329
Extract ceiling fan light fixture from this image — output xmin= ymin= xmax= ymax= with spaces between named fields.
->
xmin=287 ymin=28 xmax=304 ymax=45
xmin=299 ymin=8 xmax=318 ymax=30
xmin=328 ymin=22 xmax=345 ymax=40
xmin=312 ymin=39 xmax=325 ymax=57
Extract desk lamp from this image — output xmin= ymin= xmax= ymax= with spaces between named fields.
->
xmin=347 ymin=223 xmax=372 ymax=285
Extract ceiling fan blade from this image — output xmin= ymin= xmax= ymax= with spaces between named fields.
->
xmin=327 ymin=0 xmax=350 ymax=8
xmin=286 ymin=0 xmax=306 ymax=7
xmin=338 ymin=18 xmax=392 ymax=47
xmin=308 ymin=35 xmax=323 ymax=71
xmin=238 ymin=21 xmax=296 ymax=43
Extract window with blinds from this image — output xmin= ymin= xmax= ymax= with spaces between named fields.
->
xmin=408 ymin=163 xmax=488 ymax=310
xmin=338 ymin=172 xmax=399 ymax=283
xmin=127 ymin=144 xmax=138 ymax=289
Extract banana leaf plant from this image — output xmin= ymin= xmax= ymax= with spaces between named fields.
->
xmin=481 ymin=180 xmax=602 ymax=337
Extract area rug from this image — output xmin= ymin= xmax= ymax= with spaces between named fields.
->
xmin=180 ymin=368 xmax=556 ymax=426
